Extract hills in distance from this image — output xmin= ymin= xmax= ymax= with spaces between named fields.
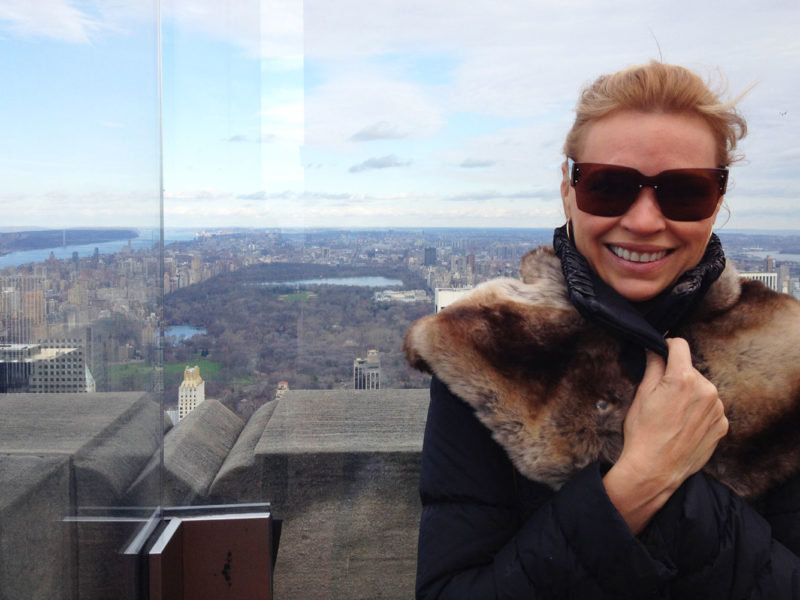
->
xmin=0 ymin=228 xmax=139 ymax=255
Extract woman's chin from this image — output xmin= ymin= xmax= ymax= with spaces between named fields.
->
xmin=599 ymin=274 xmax=672 ymax=304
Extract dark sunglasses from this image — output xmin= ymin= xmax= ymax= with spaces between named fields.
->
xmin=567 ymin=158 xmax=728 ymax=221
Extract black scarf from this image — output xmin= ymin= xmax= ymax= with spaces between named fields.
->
xmin=552 ymin=224 xmax=726 ymax=381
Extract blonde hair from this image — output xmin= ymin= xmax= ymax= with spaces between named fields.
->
xmin=563 ymin=61 xmax=748 ymax=166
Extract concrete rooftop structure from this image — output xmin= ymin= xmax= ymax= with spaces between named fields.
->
xmin=0 ymin=392 xmax=163 ymax=599
xmin=0 ymin=387 xmax=430 ymax=599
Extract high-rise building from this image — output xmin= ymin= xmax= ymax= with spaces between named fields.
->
xmin=0 ymin=344 xmax=33 ymax=392
xmin=424 ymin=247 xmax=437 ymax=267
xmin=435 ymin=287 xmax=473 ymax=313
xmin=178 ymin=365 xmax=205 ymax=420
xmin=0 ymin=339 xmax=94 ymax=393
xmin=275 ymin=380 xmax=289 ymax=400
xmin=778 ymin=263 xmax=791 ymax=293
xmin=353 ymin=349 xmax=381 ymax=390
xmin=0 ymin=276 xmax=47 ymax=343
xmin=466 ymin=253 xmax=475 ymax=273
xmin=740 ymin=271 xmax=778 ymax=292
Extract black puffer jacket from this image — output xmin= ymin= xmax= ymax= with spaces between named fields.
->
xmin=407 ymin=242 xmax=800 ymax=599
xmin=417 ymin=376 xmax=800 ymax=599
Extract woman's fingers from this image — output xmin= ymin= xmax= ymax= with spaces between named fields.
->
xmin=605 ymin=338 xmax=729 ymax=531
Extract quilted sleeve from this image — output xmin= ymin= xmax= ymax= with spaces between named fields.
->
xmin=642 ymin=471 xmax=800 ymax=599
xmin=416 ymin=377 xmax=677 ymax=599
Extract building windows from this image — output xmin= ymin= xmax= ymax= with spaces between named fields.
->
xmin=353 ymin=350 xmax=381 ymax=390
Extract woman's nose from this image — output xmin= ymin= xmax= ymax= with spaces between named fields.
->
xmin=619 ymin=187 xmax=667 ymax=233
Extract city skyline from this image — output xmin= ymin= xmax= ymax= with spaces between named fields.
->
xmin=1 ymin=1 xmax=799 ymax=230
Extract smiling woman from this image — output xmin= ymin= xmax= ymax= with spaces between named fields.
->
xmin=407 ymin=61 xmax=800 ymax=599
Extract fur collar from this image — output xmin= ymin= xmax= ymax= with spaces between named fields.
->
xmin=405 ymin=246 xmax=800 ymax=499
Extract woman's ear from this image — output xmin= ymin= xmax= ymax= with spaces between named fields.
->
xmin=560 ymin=160 xmax=571 ymax=219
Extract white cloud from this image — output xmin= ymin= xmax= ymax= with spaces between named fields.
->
xmin=305 ymin=73 xmax=444 ymax=149
xmin=163 ymin=0 xmax=302 ymax=59
xmin=349 ymin=155 xmax=411 ymax=173
xmin=351 ymin=122 xmax=409 ymax=142
xmin=261 ymin=100 xmax=304 ymax=145
xmin=3 ymin=0 xmax=799 ymax=228
xmin=0 ymin=0 xmax=103 ymax=43
xmin=0 ymin=0 xmax=157 ymax=43
xmin=459 ymin=159 xmax=495 ymax=169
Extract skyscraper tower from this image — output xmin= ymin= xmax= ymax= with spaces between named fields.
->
xmin=353 ymin=349 xmax=381 ymax=390
xmin=178 ymin=365 xmax=205 ymax=420
xmin=424 ymin=247 xmax=437 ymax=267
xmin=778 ymin=263 xmax=791 ymax=294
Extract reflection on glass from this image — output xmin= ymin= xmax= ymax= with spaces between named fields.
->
xmin=0 ymin=2 xmax=162 ymax=598
xmin=1 ymin=0 xmax=799 ymax=598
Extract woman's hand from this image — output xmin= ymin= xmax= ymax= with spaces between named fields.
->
xmin=603 ymin=337 xmax=729 ymax=534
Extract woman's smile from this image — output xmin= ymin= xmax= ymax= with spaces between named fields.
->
xmin=607 ymin=244 xmax=670 ymax=264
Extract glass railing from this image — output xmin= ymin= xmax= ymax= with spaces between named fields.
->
xmin=0 ymin=3 xmax=162 ymax=599
xmin=1 ymin=1 xmax=799 ymax=599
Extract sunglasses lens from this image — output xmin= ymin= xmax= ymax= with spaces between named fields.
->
xmin=573 ymin=164 xmax=721 ymax=221
xmin=656 ymin=173 xmax=719 ymax=221
xmin=575 ymin=167 xmax=640 ymax=217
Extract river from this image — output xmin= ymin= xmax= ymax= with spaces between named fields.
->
xmin=164 ymin=325 xmax=207 ymax=344
xmin=0 ymin=228 xmax=197 ymax=270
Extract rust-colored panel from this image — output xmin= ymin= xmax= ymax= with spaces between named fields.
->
xmin=149 ymin=514 xmax=272 ymax=600
xmin=149 ymin=519 xmax=184 ymax=600
xmin=182 ymin=516 xmax=272 ymax=599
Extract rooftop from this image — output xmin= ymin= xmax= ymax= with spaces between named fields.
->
xmin=0 ymin=387 xmax=430 ymax=599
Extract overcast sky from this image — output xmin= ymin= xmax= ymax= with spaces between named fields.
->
xmin=1 ymin=0 xmax=798 ymax=230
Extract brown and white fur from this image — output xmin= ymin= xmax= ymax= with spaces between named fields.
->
xmin=404 ymin=247 xmax=800 ymax=500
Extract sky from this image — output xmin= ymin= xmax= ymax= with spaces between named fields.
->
xmin=0 ymin=0 xmax=799 ymax=231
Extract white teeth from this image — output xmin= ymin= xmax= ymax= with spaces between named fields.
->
xmin=610 ymin=246 xmax=667 ymax=263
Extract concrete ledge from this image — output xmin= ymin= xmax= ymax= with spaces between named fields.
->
xmin=267 ymin=451 xmax=422 ymax=599
xmin=0 ymin=388 xmax=432 ymax=599
xmin=0 ymin=455 xmax=73 ymax=600
xmin=0 ymin=392 xmax=161 ymax=506
xmin=128 ymin=398 xmax=244 ymax=505
xmin=74 ymin=394 xmax=164 ymax=505
xmin=208 ymin=399 xmax=278 ymax=503
xmin=256 ymin=389 xmax=429 ymax=600
xmin=256 ymin=389 xmax=429 ymax=454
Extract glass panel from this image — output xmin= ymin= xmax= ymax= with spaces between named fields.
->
xmin=0 ymin=3 xmax=162 ymax=598
xmin=2 ymin=1 xmax=799 ymax=598
xmin=158 ymin=1 xmax=800 ymax=599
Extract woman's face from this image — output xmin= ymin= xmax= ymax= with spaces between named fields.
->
xmin=561 ymin=110 xmax=722 ymax=303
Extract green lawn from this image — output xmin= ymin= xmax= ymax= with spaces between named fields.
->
xmin=279 ymin=291 xmax=316 ymax=302
xmin=107 ymin=358 xmax=223 ymax=382
xmin=163 ymin=359 xmax=222 ymax=379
